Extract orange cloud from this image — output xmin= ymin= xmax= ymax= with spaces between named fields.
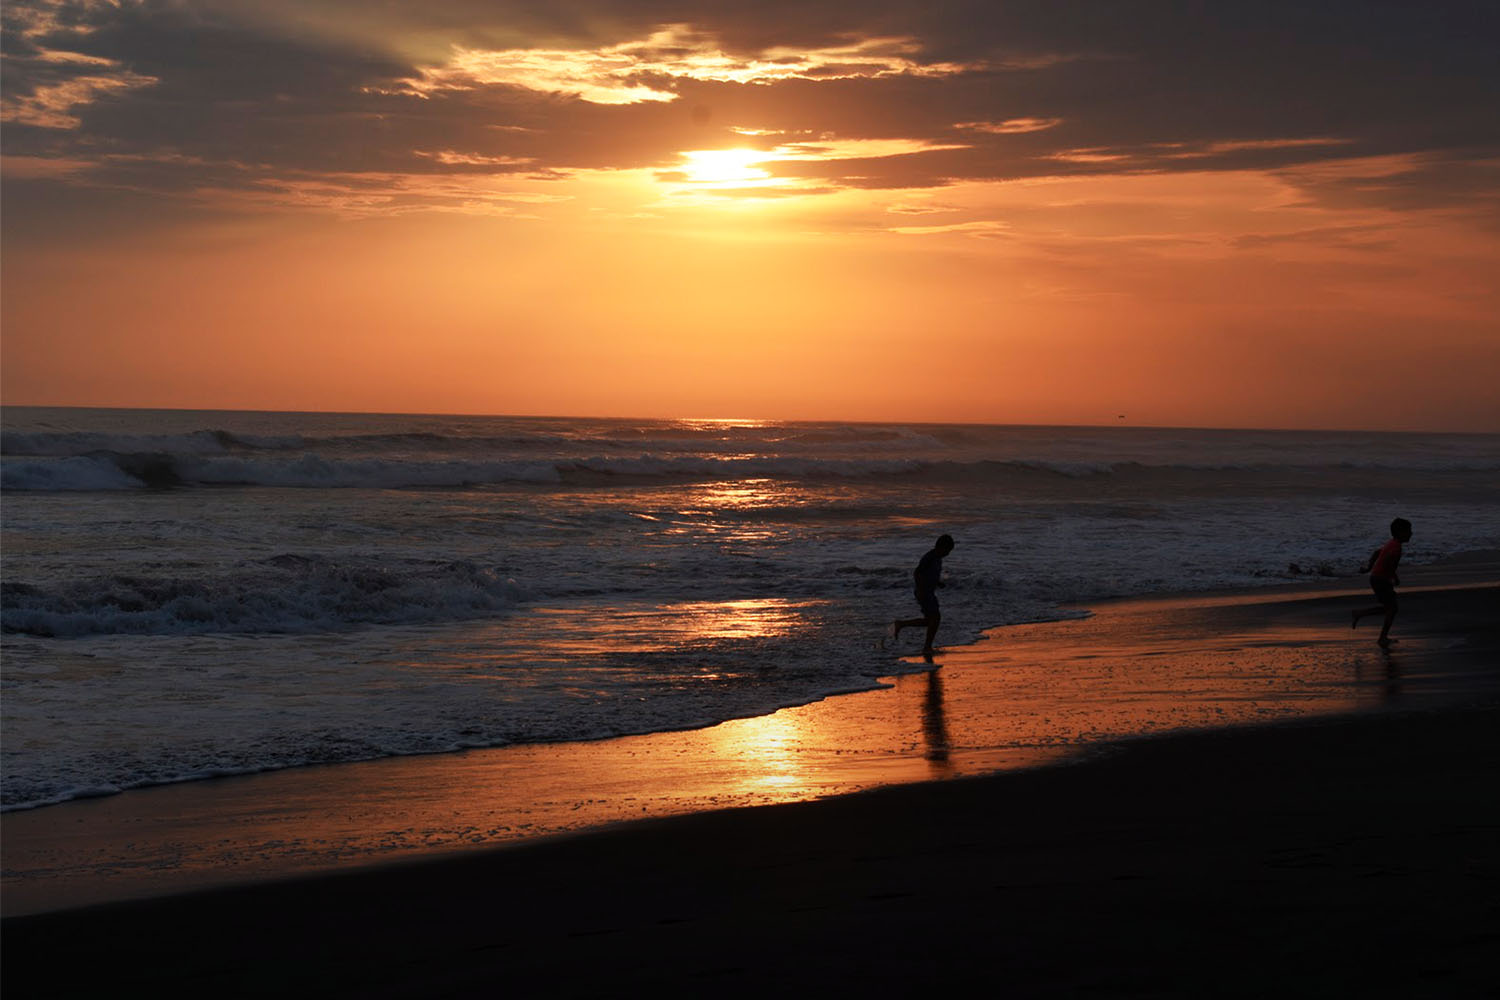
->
xmin=0 ymin=4 xmax=158 ymax=128
xmin=394 ymin=25 xmax=987 ymax=105
xmin=1165 ymin=137 xmax=1353 ymax=159
xmin=412 ymin=150 xmax=535 ymax=168
xmin=956 ymin=118 xmax=1063 ymax=134
xmin=1 ymin=65 xmax=156 ymax=130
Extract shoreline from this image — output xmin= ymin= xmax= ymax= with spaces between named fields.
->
xmin=5 ymin=551 xmax=1494 ymax=818
xmin=3 ymin=573 xmax=1496 ymax=919
xmin=7 ymin=693 xmax=1499 ymax=995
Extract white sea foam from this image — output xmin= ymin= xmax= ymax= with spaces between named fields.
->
xmin=3 ymin=407 xmax=1498 ymax=811
xmin=1 ymin=557 xmax=527 ymax=637
xmin=9 ymin=449 xmax=1498 ymax=493
xmin=0 ymin=456 xmax=145 ymax=491
xmin=1 ymin=429 xmax=241 ymax=456
xmin=6 ymin=409 xmax=1499 ymax=493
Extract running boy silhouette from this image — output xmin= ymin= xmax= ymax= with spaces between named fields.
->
xmin=891 ymin=534 xmax=955 ymax=655
xmin=1352 ymin=517 xmax=1412 ymax=647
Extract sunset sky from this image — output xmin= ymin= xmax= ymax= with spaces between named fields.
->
xmin=3 ymin=1 xmax=1497 ymax=430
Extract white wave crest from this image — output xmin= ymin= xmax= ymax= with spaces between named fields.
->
xmin=5 ymin=446 xmax=1499 ymax=493
xmin=1 ymin=456 xmax=146 ymax=490
xmin=1 ymin=557 xmax=527 ymax=637
xmin=1 ymin=429 xmax=238 ymax=457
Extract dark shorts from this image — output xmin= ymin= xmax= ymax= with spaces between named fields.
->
xmin=916 ymin=590 xmax=940 ymax=618
xmin=1370 ymin=577 xmax=1398 ymax=610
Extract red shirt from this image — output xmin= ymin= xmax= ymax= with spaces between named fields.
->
xmin=1371 ymin=538 xmax=1402 ymax=580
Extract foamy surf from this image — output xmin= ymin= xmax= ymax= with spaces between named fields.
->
xmin=3 ymin=407 xmax=1497 ymax=811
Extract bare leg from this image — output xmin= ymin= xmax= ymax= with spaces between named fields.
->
xmin=1376 ymin=607 xmax=1397 ymax=646
xmin=922 ymin=613 xmax=940 ymax=654
xmin=1352 ymin=605 xmax=1387 ymax=628
xmin=892 ymin=617 xmax=927 ymax=641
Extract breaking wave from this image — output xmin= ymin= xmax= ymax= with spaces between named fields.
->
xmin=6 ymin=447 xmax=1498 ymax=493
xmin=0 ymin=555 xmax=526 ymax=637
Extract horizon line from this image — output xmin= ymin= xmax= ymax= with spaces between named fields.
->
xmin=1 ymin=402 xmax=1494 ymax=437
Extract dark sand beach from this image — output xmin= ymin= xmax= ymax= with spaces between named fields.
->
xmin=5 ymin=579 xmax=1498 ymax=996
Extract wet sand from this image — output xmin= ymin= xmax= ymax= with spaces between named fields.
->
xmin=5 ymin=578 xmax=1494 ymax=916
xmin=4 ymin=580 xmax=1498 ymax=995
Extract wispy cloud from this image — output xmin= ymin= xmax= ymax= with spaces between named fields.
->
xmin=413 ymin=150 xmax=536 ymax=168
xmin=210 ymin=170 xmax=576 ymax=219
xmin=1046 ymin=149 xmax=1132 ymax=165
xmin=889 ymin=219 xmax=1010 ymax=237
xmin=886 ymin=201 xmax=960 ymax=215
xmin=392 ymin=25 xmax=985 ymax=106
xmin=956 ymin=118 xmax=1063 ymax=135
xmin=768 ymin=137 xmax=970 ymax=161
xmin=1165 ymin=137 xmax=1352 ymax=159
xmin=2 ymin=71 xmax=153 ymax=128
xmin=1231 ymin=223 xmax=1396 ymax=252
xmin=0 ymin=4 xmax=157 ymax=128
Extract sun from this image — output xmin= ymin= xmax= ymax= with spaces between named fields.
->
xmin=678 ymin=148 xmax=774 ymax=185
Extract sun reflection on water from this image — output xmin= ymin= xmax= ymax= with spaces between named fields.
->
xmin=482 ymin=597 xmax=824 ymax=660
xmin=673 ymin=416 xmax=775 ymax=431
xmin=663 ymin=597 xmax=811 ymax=640
xmin=676 ymin=479 xmax=781 ymax=511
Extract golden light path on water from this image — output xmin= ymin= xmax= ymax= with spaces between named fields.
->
xmin=11 ymin=582 xmax=1479 ymax=917
xmin=511 ymin=598 xmax=818 ymax=656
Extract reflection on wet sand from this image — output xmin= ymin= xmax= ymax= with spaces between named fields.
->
xmin=701 ymin=712 xmax=804 ymax=792
xmin=4 ymin=584 xmax=1494 ymax=916
xmin=1356 ymin=646 xmax=1404 ymax=699
xmin=920 ymin=670 xmax=952 ymax=775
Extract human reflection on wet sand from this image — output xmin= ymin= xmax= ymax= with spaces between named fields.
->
xmin=1350 ymin=641 xmax=1405 ymax=701
xmin=1365 ymin=647 xmax=1403 ymax=700
xmin=886 ymin=669 xmax=953 ymax=775
xmin=8 ymin=585 xmax=1493 ymax=916
xmin=921 ymin=670 xmax=952 ymax=775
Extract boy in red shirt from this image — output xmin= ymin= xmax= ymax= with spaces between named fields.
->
xmin=1352 ymin=517 xmax=1412 ymax=647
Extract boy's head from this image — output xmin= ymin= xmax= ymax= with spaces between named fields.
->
xmin=1390 ymin=517 xmax=1412 ymax=541
xmin=936 ymin=534 xmax=955 ymax=555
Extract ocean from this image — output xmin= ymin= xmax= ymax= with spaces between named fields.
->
xmin=3 ymin=407 xmax=1497 ymax=812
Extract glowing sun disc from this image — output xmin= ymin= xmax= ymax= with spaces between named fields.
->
xmin=679 ymin=148 xmax=773 ymax=184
